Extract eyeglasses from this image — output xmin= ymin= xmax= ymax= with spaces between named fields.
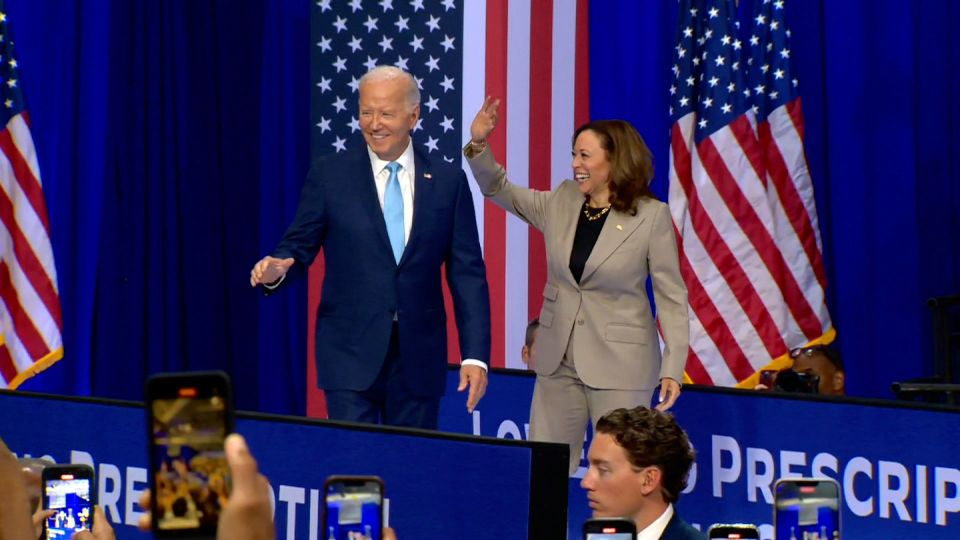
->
xmin=789 ymin=345 xmax=828 ymax=359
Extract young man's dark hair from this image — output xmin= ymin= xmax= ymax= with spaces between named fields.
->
xmin=583 ymin=407 xmax=704 ymax=539
xmin=595 ymin=407 xmax=695 ymax=503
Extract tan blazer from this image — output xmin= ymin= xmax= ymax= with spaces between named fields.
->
xmin=466 ymin=145 xmax=689 ymax=390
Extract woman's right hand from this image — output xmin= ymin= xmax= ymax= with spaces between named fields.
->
xmin=470 ymin=96 xmax=501 ymax=144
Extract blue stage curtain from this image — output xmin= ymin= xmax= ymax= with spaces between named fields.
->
xmin=590 ymin=0 xmax=960 ymax=398
xmin=8 ymin=0 xmax=308 ymax=415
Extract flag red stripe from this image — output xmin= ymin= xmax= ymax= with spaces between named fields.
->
xmin=759 ymin=110 xmax=828 ymax=290
xmin=727 ymin=112 xmax=767 ymax=188
xmin=526 ymin=0 xmax=553 ymax=326
xmin=0 ymin=345 xmax=16 ymax=383
xmin=0 ymin=126 xmax=51 ymax=234
xmin=484 ymin=0 xmax=509 ymax=368
xmin=786 ymin=97 xmax=805 ymax=140
xmin=684 ymin=348 xmax=711 ymax=386
xmin=674 ymin=225 xmax=753 ymax=382
xmin=0 ymin=184 xmax=63 ymax=328
xmin=305 ymin=257 xmax=326 ymax=418
xmin=702 ymin=122 xmax=822 ymax=340
xmin=672 ymin=123 xmax=787 ymax=357
xmin=0 ymin=261 xmax=49 ymax=359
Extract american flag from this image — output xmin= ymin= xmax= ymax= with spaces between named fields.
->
xmin=0 ymin=4 xmax=64 ymax=389
xmin=668 ymin=0 xmax=832 ymax=386
xmin=307 ymin=0 xmax=588 ymax=391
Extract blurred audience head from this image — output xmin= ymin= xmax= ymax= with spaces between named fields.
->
xmin=789 ymin=345 xmax=845 ymax=396
xmin=521 ymin=318 xmax=540 ymax=368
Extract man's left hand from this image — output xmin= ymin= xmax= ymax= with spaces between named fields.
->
xmin=457 ymin=365 xmax=488 ymax=413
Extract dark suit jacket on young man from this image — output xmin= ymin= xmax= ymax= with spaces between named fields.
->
xmin=270 ymin=144 xmax=491 ymax=402
xmin=660 ymin=512 xmax=706 ymax=540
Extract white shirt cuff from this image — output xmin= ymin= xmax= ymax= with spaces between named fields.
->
xmin=263 ymin=273 xmax=286 ymax=290
xmin=462 ymin=359 xmax=487 ymax=371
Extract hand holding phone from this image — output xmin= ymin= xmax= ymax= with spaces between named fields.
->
xmin=323 ymin=476 xmax=384 ymax=540
xmin=146 ymin=371 xmax=234 ymax=537
xmin=42 ymin=464 xmax=95 ymax=539
xmin=582 ymin=517 xmax=637 ymax=539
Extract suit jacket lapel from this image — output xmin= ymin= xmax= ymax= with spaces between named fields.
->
xmin=557 ymin=189 xmax=585 ymax=288
xmin=580 ymin=209 xmax=645 ymax=283
xmin=354 ymin=148 xmax=395 ymax=262
xmin=402 ymin=146 xmax=433 ymax=266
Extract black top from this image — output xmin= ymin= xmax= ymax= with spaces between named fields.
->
xmin=569 ymin=202 xmax=610 ymax=283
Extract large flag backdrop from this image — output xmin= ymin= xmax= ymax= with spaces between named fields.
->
xmin=0 ymin=0 xmax=950 ymax=410
xmin=667 ymin=0 xmax=832 ymax=386
xmin=0 ymin=3 xmax=63 ymax=389
xmin=307 ymin=0 xmax=588 ymax=414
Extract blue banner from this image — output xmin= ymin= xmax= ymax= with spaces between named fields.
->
xmin=440 ymin=368 xmax=960 ymax=539
xmin=0 ymin=390 xmax=563 ymax=540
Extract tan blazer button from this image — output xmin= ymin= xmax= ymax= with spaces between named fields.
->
xmin=577 ymin=319 xmax=585 ymax=326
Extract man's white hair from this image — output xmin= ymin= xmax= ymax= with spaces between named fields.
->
xmin=359 ymin=65 xmax=421 ymax=110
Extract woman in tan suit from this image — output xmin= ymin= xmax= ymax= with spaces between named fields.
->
xmin=465 ymin=98 xmax=690 ymax=474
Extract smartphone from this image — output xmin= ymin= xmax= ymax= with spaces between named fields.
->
xmin=322 ymin=476 xmax=384 ymax=540
xmin=146 ymin=371 xmax=233 ymax=536
xmin=582 ymin=517 xmax=637 ymax=539
xmin=774 ymin=478 xmax=841 ymax=540
xmin=42 ymin=464 xmax=95 ymax=539
xmin=707 ymin=523 xmax=761 ymax=539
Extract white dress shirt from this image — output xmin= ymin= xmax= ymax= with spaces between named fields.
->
xmin=367 ymin=142 xmax=416 ymax=245
xmin=367 ymin=141 xmax=486 ymax=371
xmin=636 ymin=504 xmax=674 ymax=540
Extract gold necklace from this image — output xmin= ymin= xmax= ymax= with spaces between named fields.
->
xmin=583 ymin=204 xmax=611 ymax=221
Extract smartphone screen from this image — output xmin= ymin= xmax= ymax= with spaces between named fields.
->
xmin=147 ymin=372 xmax=233 ymax=535
xmin=43 ymin=465 xmax=94 ymax=539
xmin=707 ymin=524 xmax=761 ymax=539
xmin=583 ymin=518 xmax=637 ymax=540
xmin=323 ymin=476 xmax=384 ymax=540
xmin=774 ymin=478 xmax=840 ymax=540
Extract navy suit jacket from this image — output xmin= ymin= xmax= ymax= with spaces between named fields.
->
xmin=660 ymin=512 xmax=706 ymax=540
xmin=271 ymin=144 xmax=490 ymax=397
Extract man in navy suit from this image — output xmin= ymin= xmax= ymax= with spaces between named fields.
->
xmin=250 ymin=66 xmax=491 ymax=429
xmin=581 ymin=407 xmax=705 ymax=539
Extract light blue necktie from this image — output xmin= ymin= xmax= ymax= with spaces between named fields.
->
xmin=383 ymin=161 xmax=405 ymax=263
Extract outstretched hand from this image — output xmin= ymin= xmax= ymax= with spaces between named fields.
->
xmin=249 ymin=256 xmax=294 ymax=287
xmin=470 ymin=96 xmax=501 ymax=144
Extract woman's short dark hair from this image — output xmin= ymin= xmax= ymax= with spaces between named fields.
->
xmin=573 ymin=120 xmax=655 ymax=215
xmin=595 ymin=407 xmax=696 ymax=504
